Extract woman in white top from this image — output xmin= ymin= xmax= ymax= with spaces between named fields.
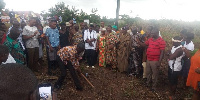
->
xmin=168 ymin=36 xmax=184 ymax=99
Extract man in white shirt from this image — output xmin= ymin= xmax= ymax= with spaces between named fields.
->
xmin=84 ymin=25 xmax=97 ymax=68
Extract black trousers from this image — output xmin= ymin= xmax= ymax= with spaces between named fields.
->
xmin=85 ymin=49 xmax=95 ymax=66
xmin=56 ymin=57 xmax=82 ymax=88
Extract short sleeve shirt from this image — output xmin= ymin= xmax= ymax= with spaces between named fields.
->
xmin=22 ymin=25 xmax=39 ymax=48
xmin=45 ymin=28 xmax=60 ymax=47
xmin=145 ymin=37 xmax=166 ymax=61
xmin=84 ymin=29 xmax=97 ymax=50
xmin=184 ymin=41 xmax=194 ymax=51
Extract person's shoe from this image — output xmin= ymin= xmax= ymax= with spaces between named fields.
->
xmin=76 ymin=86 xmax=83 ymax=91
xmin=86 ymin=66 xmax=89 ymax=68
xmin=92 ymin=66 xmax=95 ymax=68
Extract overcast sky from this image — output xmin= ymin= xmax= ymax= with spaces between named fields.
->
xmin=4 ymin=0 xmax=200 ymax=21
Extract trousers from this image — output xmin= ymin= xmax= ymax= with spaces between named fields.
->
xmin=56 ymin=57 xmax=82 ymax=88
xmin=146 ymin=60 xmax=159 ymax=89
xmin=85 ymin=49 xmax=96 ymax=66
xmin=27 ymin=47 xmax=39 ymax=71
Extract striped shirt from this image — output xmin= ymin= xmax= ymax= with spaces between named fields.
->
xmin=145 ymin=37 xmax=166 ymax=61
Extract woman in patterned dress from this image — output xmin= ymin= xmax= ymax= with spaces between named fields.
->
xmin=105 ymin=25 xmax=119 ymax=69
xmin=97 ymin=28 xmax=106 ymax=67
xmin=72 ymin=25 xmax=84 ymax=45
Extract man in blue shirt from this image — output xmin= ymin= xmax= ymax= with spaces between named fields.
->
xmin=45 ymin=20 xmax=60 ymax=75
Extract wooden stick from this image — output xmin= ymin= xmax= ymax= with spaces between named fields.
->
xmin=80 ymin=73 xmax=95 ymax=88
xmin=36 ymin=76 xmax=58 ymax=80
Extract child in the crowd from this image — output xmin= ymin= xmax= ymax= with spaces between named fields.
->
xmin=182 ymin=32 xmax=194 ymax=87
xmin=168 ymin=36 xmax=184 ymax=99
xmin=138 ymin=27 xmax=166 ymax=91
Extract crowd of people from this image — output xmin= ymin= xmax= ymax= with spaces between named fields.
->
xmin=0 ymin=16 xmax=200 ymax=100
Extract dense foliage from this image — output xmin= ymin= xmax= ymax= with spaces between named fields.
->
xmin=0 ymin=0 xmax=6 ymax=11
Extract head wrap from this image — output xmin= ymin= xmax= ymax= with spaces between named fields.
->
xmin=172 ymin=38 xmax=182 ymax=42
xmin=112 ymin=25 xmax=117 ymax=30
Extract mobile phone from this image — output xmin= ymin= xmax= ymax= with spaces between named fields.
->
xmin=38 ymin=83 xmax=52 ymax=100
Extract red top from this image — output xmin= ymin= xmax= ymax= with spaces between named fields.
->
xmin=1 ymin=34 xmax=6 ymax=44
xmin=145 ymin=37 xmax=166 ymax=61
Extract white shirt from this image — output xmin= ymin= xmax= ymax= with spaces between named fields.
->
xmin=168 ymin=45 xmax=184 ymax=71
xmin=184 ymin=41 xmax=194 ymax=51
xmin=2 ymin=53 xmax=16 ymax=64
xmin=22 ymin=25 xmax=39 ymax=48
xmin=84 ymin=29 xmax=97 ymax=50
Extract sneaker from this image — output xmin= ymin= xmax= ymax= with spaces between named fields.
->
xmin=92 ymin=66 xmax=95 ymax=68
xmin=86 ymin=66 xmax=89 ymax=68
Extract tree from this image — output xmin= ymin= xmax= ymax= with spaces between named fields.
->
xmin=48 ymin=2 xmax=102 ymax=24
xmin=89 ymin=8 xmax=101 ymax=24
xmin=116 ymin=0 xmax=120 ymax=27
xmin=0 ymin=0 xmax=6 ymax=11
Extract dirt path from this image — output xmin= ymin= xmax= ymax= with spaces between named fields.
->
xmin=36 ymin=62 xmax=192 ymax=100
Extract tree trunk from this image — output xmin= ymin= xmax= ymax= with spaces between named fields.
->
xmin=116 ymin=0 xmax=120 ymax=28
